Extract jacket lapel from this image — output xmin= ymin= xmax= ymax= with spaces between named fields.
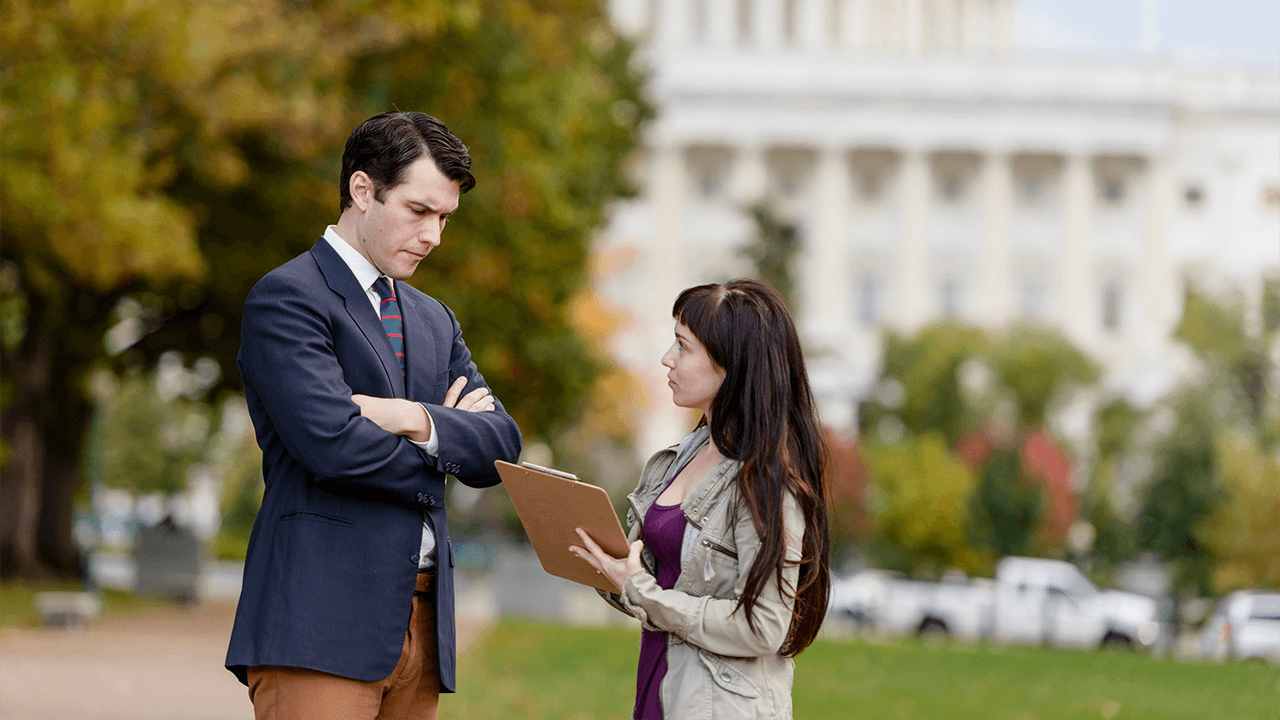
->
xmin=309 ymin=239 xmax=406 ymax=398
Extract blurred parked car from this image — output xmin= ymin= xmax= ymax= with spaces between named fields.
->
xmin=830 ymin=557 xmax=1164 ymax=652
xmin=1200 ymin=591 xmax=1280 ymax=663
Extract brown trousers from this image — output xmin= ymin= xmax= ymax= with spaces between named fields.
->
xmin=247 ymin=571 xmax=439 ymax=720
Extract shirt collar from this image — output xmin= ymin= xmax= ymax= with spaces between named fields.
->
xmin=323 ymin=226 xmax=383 ymax=294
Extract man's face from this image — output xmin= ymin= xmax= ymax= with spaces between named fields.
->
xmin=352 ymin=155 xmax=461 ymax=280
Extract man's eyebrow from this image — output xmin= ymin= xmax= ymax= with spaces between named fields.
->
xmin=408 ymin=199 xmax=454 ymax=215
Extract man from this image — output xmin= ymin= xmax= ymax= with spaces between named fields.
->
xmin=226 ymin=112 xmax=522 ymax=719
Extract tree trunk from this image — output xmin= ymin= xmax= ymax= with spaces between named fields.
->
xmin=0 ymin=288 xmax=86 ymax=578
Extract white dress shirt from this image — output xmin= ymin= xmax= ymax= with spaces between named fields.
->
xmin=324 ymin=226 xmax=439 ymax=568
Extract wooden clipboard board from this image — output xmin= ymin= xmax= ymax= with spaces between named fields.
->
xmin=495 ymin=460 xmax=629 ymax=593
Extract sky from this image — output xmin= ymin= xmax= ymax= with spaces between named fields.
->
xmin=1018 ymin=0 xmax=1280 ymax=65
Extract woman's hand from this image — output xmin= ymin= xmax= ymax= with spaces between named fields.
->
xmin=570 ymin=528 xmax=643 ymax=595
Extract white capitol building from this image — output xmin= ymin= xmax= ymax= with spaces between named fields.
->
xmin=593 ymin=0 xmax=1280 ymax=454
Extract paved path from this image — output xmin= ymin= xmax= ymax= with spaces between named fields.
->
xmin=0 ymin=600 xmax=491 ymax=720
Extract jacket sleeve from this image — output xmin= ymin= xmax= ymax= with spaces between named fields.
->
xmin=619 ymin=493 xmax=805 ymax=658
xmin=418 ymin=301 xmax=522 ymax=488
xmin=239 ymin=272 xmax=446 ymax=506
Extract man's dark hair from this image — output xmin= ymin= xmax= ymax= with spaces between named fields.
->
xmin=339 ymin=112 xmax=475 ymax=211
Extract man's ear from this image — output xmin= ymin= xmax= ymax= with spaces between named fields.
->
xmin=350 ymin=171 xmax=375 ymax=212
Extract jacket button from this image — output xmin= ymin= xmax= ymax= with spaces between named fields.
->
xmin=410 ymin=553 xmax=420 ymax=564
xmin=415 ymin=492 xmax=425 ymax=503
xmin=720 ymin=671 xmax=732 ymax=682
xmin=425 ymin=496 xmax=435 ymax=506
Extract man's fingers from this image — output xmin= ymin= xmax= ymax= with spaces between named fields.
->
xmin=442 ymin=377 xmax=468 ymax=408
xmin=455 ymin=387 xmax=492 ymax=412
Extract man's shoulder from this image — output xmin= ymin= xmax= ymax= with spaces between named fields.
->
xmin=248 ymin=246 xmax=324 ymax=298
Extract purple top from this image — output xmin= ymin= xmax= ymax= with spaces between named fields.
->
xmin=633 ymin=499 xmax=687 ymax=720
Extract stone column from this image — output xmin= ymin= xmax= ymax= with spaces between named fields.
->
xmin=1060 ymin=153 xmax=1093 ymax=345
xmin=896 ymin=149 xmax=931 ymax=331
xmin=753 ymin=0 xmax=785 ymax=48
xmin=905 ymin=0 xmax=924 ymax=54
xmin=807 ymin=146 xmax=853 ymax=332
xmin=798 ymin=0 xmax=829 ymax=48
xmin=730 ymin=144 xmax=770 ymax=206
xmin=657 ymin=0 xmax=691 ymax=46
xmin=992 ymin=0 xmax=1014 ymax=56
xmin=707 ymin=0 xmax=736 ymax=47
xmin=643 ymin=144 xmax=692 ymax=450
xmin=979 ymin=151 xmax=1014 ymax=328
xmin=1138 ymin=157 xmax=1174 ymax=348
xmin=840 ymin=0 xmax=868 ymax=49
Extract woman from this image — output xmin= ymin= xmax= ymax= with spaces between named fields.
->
xmin=571 ymin=279 xmax=831 ymax=720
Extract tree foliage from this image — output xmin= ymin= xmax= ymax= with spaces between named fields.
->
xmin=1202 ymin=429 xmax=1280 ymax=591
xmin=968 ymin=447 xmax=1045 ymax=558
xmin=1137 ymin=390 xmax=1221 ymax=595
xmin=0 ymin=0 xmax=648 ymax=577
xmin=742 ymin=203 xmax=799 ymax=307
xmin=863 ymin=433 xmax=986 ymax=577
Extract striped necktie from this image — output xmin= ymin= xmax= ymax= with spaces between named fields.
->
xmin=373 ymin=277 xmax=405 ymax=377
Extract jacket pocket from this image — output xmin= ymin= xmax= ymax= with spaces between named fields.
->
xmin=697 ymin=649 xmax=761 ymax=699
xmin=701 ymin=536 xmax=738 ymax=560
xmin=278 ymin=510 xmax=352 ymax=527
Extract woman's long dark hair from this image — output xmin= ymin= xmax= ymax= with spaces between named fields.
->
xmin=673 ymin=278 xmax=831 ymax=656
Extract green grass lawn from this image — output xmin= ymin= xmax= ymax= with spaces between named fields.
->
xmin=0 ymin=579 xmax=182 ymax=629
xmin=449 ymin=619 xmax=1280 ymax=720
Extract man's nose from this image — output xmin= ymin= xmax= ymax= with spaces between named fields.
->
xmin=421 ymin=223 xmax=442 ymax=248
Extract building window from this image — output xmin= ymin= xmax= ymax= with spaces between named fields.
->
xmin=858 ymin=272 xmax=880 ymax=327
xmin=942 ymin=173 xmax=963 ymax=201
xmin=699 ymin=170 xmax=723 ymax=198
xmin=1102 ymin=177 xmax=1125 ymax=204
xmin=1264 ymin=186 xmax=1280 ymax=215
xmin=1023 ymin=176 xmax=1043 ymax=201
xmin=1019 ymin=275 xmax=1046 ymax=319
xmin=940 ymin=277 xmax=961 ymax=317
xmin=1183 ymin=184 xmax=1204 ymax=209
xmin=1102 ymin=279 xmax=1123 ymax=332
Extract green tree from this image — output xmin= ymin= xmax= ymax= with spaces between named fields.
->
xmin=863 ymin=433 xmax=986 ymax=577
xmin=858 ymin=323 xmax=989 ymax=446
xmin=968 ymin=447 xmax=1045 ymax=558
xmin=742 ymin=204 xmax=799 ymax=306
xmin=98 ymin=373 xmax=211 ymax=496
xmin=1202 ymin=429 xmax=1280 ymax=591
xmin=1083 ymin=398 xmax=1143 ymax=572
xmin=1 ymin=0 xmax=648 ymax=577
xmin=1137 ymin=390 xmax=1222 ymax=596
xmin=990 ymin=325 xmax=1099 ymax=429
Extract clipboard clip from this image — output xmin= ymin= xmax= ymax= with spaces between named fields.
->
xmin=520 ymin=462 xmax=579 ymax=481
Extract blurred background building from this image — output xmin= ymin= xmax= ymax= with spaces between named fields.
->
xmin=593 ymin=0 xmax=1280 ymax=454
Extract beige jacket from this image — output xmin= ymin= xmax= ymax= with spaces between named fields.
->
xmin=603 ymin=426 xmax=803 ymax=720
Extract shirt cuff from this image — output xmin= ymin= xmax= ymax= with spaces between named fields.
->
xmin=408 ymin=402 xmax=439 ymax=456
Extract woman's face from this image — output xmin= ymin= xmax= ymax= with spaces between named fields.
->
xmin=662 ymin=321 xmax=725 ymax=415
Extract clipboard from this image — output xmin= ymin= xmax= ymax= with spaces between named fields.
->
xmin=495 ymin=460 xmax=629 ymax=593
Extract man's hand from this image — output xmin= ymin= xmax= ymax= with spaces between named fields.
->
xmin=352 ymin=378 xmax=495 ymax=442
xmin=352 ymin=395 xmax=430 ymax=441
xmin=441 ymin=377 xmax=495 ymax=413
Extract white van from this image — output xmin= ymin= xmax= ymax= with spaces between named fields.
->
xmin=1200 ymin=591 xmax=1280 ymax=663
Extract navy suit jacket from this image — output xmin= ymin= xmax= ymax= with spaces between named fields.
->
xmin=225 ymin=238 xmax=522 ymax=691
